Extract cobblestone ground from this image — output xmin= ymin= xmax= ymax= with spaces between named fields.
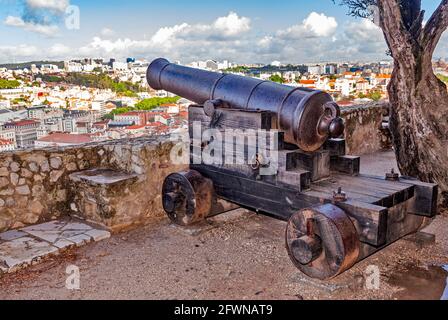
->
xmin=0 ymin=151 xmax=447 ymax=300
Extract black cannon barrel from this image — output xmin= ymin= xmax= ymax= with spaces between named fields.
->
xmin=147 ymin=58 xmax=344 ymax=152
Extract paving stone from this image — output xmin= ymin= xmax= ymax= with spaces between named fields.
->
xmin=53 ymin=239 xmax=76 ymax=249
xmin=61 ymin=222 xmax=93 ymax=231
xmin=24 ymin=230 xmax=61 ymax=243
xmin=0 ymin=230 xmax=27 ymax=241
xmin=0 ymin=219 xmax=111 ymax=274
xmin=67 ymin=234 xmax=92 ymax=247
xmin=0 ymin=237 xmax=58 ymax=272
xmin=22 ymin=220 xmax=66 ymax=232
xmin=84 ymin=229 xmax=111 ymax=242
xmin=60 ymin=230 xmax=86 ymax=239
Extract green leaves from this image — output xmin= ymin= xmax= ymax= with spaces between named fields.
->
xmin=0 ymin=79 xmax=20 ymax=89
xmin=269 ymin=74 xmax=285 ymax=84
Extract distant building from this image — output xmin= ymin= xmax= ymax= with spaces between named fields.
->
xmin=64 ymin=61 xmax=83 ymax=73
xmin=0 ymin=100 xmax=10 ymax=109
xmin=112 ymin=62 xmax=128 ymax=72
xmin=0 ymin=109 xmax=28 ymax=123
xmin=27 ymin=106 xmax=46 ymax=120
xmin=4 ymin=120 xmax=39 ymax=149
xmin=125 ymin=124 xmax=147 ymax=135
xmin=308 ymin=65 xmax=323 ymax=75
xmin=0 ymin=138 xmax=15 ymax=152
xmin=114 ymin=111 xmax=150 ymax=126
xmin=35 ymin=132 xmax=92 ymax=148
xmin=91 ymin=120 xmax=109 ymax=133
xmin=91 ymin=100 xmax=106 ymax=115
xmin=159 ymin=103 xmax=180 ymax=114
xmin=0 ymin=126 xmax=16 ymax=147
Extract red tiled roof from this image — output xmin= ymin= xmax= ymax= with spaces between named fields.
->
xmin=299 ymin=80 xmax=315 ymax=85
xmin=37 ymin=133 xmax=92 ymax=144
xmin=126 ymin=125 xmax=146 ymax=130
xmin=146 ymin=121 xmax=164 ymax=127
xmin=0 ymin=139 xmax=13 ymax=145
xmin=5 ymin=120 xmax=39 ymax=127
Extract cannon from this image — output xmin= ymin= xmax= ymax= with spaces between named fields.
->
xmin=148 ymin=58 xmax=438 ymax=280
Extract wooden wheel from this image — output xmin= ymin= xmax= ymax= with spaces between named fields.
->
xmin=285 ymin=204 xmax=360 ymax=280
xmin=162 ymin=170 xmax=214 ymax=226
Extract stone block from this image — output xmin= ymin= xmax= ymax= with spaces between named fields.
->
xmin=0 ymin=237 xmax=59 ymax=273
xmin=0 ymin=230 xmax=27 ymax=241
xmin=16 ymin=185 xmax=31 ymax=195
xmin=9 ymin=162 xmax=20 ymax=173
xmin=50 ymin=157 xmax=62 ymax=169
xmin=84 ymin=229 xmax=111 ymax=241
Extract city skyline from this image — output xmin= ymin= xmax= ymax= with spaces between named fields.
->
xmin=0 ymin=0 xmax=446 ymax=64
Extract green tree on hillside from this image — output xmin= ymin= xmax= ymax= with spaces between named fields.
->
xmin=0 ymin=79 xmax=20 ymax=89
xmin=269 ymin=74 xmax=285 ymax=84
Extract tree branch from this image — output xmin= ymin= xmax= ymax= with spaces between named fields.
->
xmin=423 ymin=0 xmax=448 ymax=54
xmin=377 ymin=0 xmax=415 ymax=60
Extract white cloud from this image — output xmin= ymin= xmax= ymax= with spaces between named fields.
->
xmin=0 ymin=44 xmax=38 ymax=62
xmin=213 ymin=11 xmax=251 ymax=36
xmin=75 ymin=12 xmax=252 ymax=59
xmin=10 ymin=11 xmax=445 ymax=64
xmin=303 ymin=12 xmax=338 ymax=37
xmin=100 ymin=28 xmax=116 ymax=37
xmin=4 ymin=15 xmax=59 ymax=36
xmin=277 ymin=12 xmax=338 ymax=39
xmin=48 ymin=43 xmax=71 ymax=57
xmin=151 ymin=23 xmax=189 ymax=45
xmin=26 ymin=0 xmax=70 ymax=13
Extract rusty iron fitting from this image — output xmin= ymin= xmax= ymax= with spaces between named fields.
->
xmin=385 ymin=168 xmax=400 ymax=181
xmin=333 ymin=187 xmax=347 ymax=202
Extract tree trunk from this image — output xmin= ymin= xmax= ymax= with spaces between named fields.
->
xmin=377 ymin=0 xmax=448 ymax=205
xmin=389 ymin=60 xmax=448 ymax=205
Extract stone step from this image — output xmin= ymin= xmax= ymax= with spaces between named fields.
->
xmin=0 ymin=218 xmax=110 ymax=275
xmin=68 ymin=169 xmax=145 ymax=232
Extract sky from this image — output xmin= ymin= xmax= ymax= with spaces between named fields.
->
xmin=0 ymin=0 xmax=446 ymax=64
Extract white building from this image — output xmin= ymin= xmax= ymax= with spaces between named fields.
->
xmin=0 ymin=100 xmax=10 ymax=109
xmin=112 ymin=62 xmax=129 ymax=72
xmin=64 ymin=61 xmax=83 ymax=73
xmin=0 ymin=139 xmax=15 ymax=152
xmin=41 ymin=64 xmax=60 ymax=73
xmin=308 ymin=65 xmax=324 ymax=75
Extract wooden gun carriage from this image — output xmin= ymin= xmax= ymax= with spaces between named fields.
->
xmin=147 ymin=58 xmax=438 ymax=280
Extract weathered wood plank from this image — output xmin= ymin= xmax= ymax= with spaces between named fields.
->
xmin=277 ymin=169 xmax=311 ymax=191
xmin=330 ymin=174 xmax=415 ymax=207
xmin=324 ymin=138 xmax=346 ymax=157
xmin=330 ymin=155 xmax=360 ymax=175
xmin=400 ymin=177 xmax=438 ymax=217
xmin=290 ymin=150 xmax=331 ymax=181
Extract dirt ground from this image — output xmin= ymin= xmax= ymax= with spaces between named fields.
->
xmin=0 ymin=151 xmax=447 ymax=300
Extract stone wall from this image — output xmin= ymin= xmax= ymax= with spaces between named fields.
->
xmin=0 ymin=136 xmax=187 ymax=233
xmin=341 ymin=102 xmax=392 ymax=155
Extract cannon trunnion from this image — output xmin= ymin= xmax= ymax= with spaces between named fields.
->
xmin=148 ymin=58 xmax=438 ymax=280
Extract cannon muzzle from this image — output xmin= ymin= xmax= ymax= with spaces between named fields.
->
xmin=147 ymin=58 xmax=344 ymax=152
